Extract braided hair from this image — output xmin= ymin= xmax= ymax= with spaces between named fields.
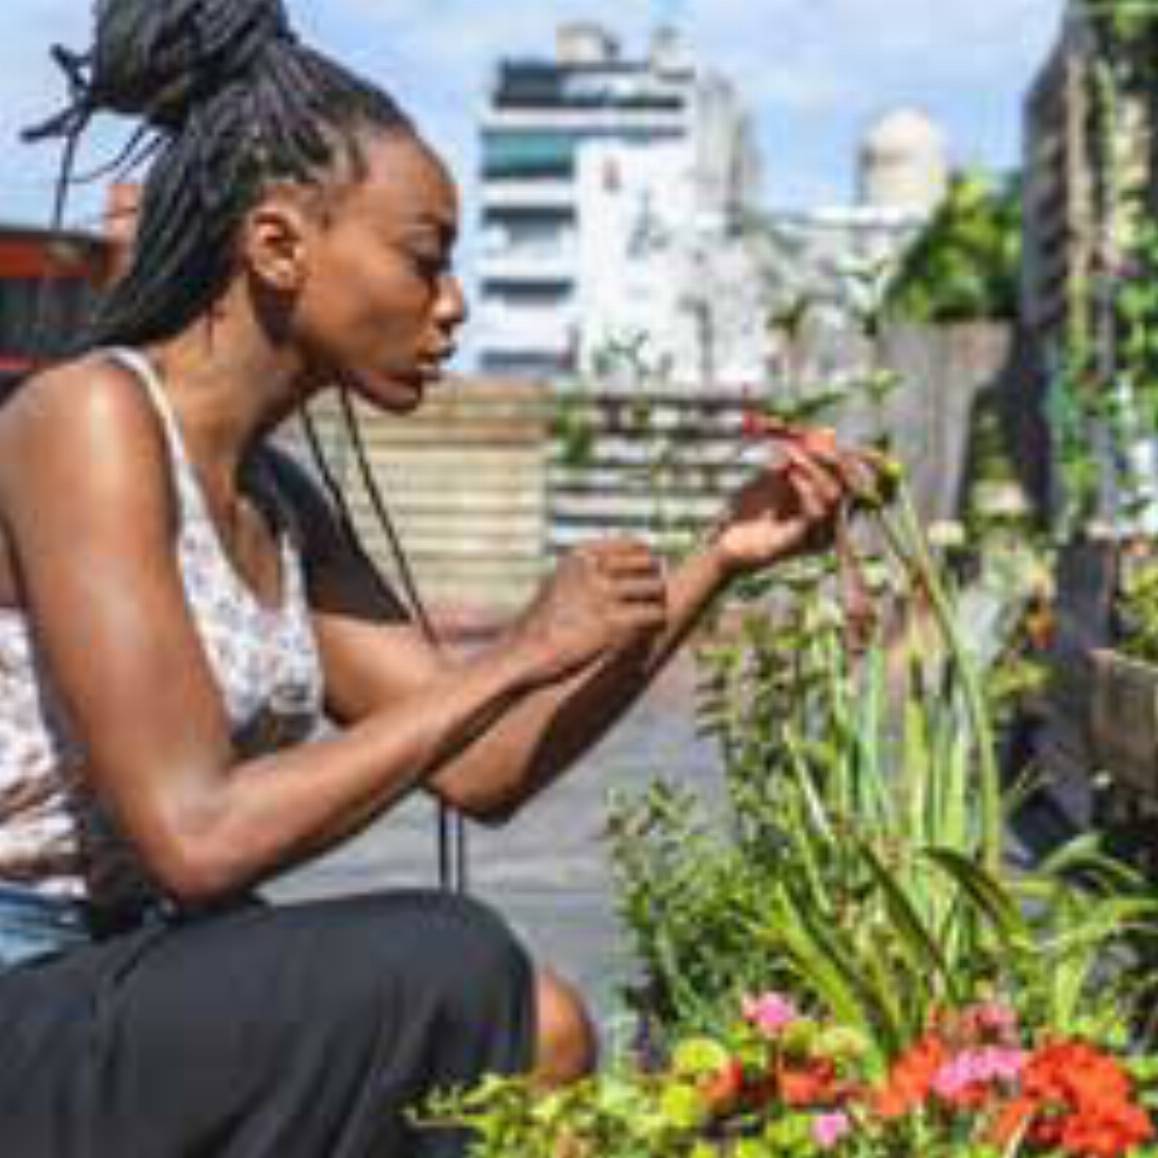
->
xmin=25 ymin=0 xmax=413 ymax=347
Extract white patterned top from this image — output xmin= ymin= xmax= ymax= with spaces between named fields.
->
xmin=0 ymin=347 xmax=325 ymax=911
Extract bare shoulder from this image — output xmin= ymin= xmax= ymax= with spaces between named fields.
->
xmin=0 ymin=351 xmax=167 ymax=492
xmin=0 ymin=353 xmax=175 ymax=598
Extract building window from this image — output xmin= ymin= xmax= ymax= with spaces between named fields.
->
xmin=482 ymin=132 xmax=576 ymax=179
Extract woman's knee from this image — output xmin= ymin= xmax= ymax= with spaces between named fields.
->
xmin=532 ymin=967 xmax=598 ymax=1086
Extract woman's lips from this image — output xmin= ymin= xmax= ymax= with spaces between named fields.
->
xmin=415 ymin=347 xmax=456 ymax=381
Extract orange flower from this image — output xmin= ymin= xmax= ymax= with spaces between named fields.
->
xmin=873 ymin=1034 xmax=949 ymax=1119
xmin=1058 ymin=1099 xmax=1154 ymax=1158
xmin=778 ymin=1058 xmax=840 ymax=1108
xmin=991 ymin=1094 xmax=1038 ymax=1148
xmin=699 ymin=1058 xmax=746 ymax=1117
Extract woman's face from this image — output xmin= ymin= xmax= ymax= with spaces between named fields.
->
xmin=291 ymin=130 xmax=466 ymax=413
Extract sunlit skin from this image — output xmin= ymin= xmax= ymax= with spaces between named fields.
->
xmin=0 ymin=127 xmax=854 ymax=1087
xmin=286 ymin=133 xmax=467 ymax=414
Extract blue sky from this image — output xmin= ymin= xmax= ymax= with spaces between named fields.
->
xmin=0 ymin=0 xmax=1062 ymax=233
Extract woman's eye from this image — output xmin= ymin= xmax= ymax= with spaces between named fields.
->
xmin=410 ymin=250 xmax=449 ymax=278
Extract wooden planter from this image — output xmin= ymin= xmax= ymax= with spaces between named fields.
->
xmin=1087 ymin=648 xmax=1158 ymax=876
xmin=1089 ymin=648 xmax=1158 ymax=796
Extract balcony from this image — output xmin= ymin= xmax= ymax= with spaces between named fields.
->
xmin=474 ymin=304 xmax=576 ymax=356
xmin=480 ymin=178 xmax=576 ymax=210
xmin=477 ymin=235 xmax=578 ymax=283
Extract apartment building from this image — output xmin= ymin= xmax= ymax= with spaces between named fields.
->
xmin=475 ymin=23 xmax=763 ymax=386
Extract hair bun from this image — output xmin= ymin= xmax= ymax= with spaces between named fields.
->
xmin=89 ymin=0 xmax=296 ymax=131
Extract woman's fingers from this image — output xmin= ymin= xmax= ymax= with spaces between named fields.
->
xmin=759 ymin=418 xmax=890 ymax=506
xmin=783 ymin=447 xmax=844 ymax=515
xmin=588 ymin=539 xmax=663 ymax=579
xmin=581 ymin=538 xmax=669 ymax=637
xmin=788 ymin=441 xmax=872 ymax=503
xmin=613 ymin=601 xmax=668 ymax=632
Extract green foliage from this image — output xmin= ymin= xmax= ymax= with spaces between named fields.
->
xmin=1117 ymin=221 xmax=1158 ymax=426
xmin=1048 ymin=0 xmax=1158 ymax=535
xmin=553 ymin=391 xmax=599 ymax=469
xmin=884 ymin=172 xmax=1022 ymax=324
xmin=609 ymin=488 xmax=1156 ymax=1065
xmin=1055 ymin=217 xmax=1158 ymax=536
xmin=1113 ymin=548 xmax=1158 ymax=664
xmin=1081 ymin=0 xmax=1158 ymax=81
xmin=1047 ymin=338 xmax=1105 ymax=538
xmin=419 ymin=478 xmax=1158 ymax=1155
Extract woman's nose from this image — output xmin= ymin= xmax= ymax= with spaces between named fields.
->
xmin=436 ymin=271 xmax=468 ymax=331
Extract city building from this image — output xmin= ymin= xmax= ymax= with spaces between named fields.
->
xmin=740 ymin=109 xmax=946 ymax=386
xmin=858 ymin=107 xmax=949 ymax=216
xmin=475 ymin=22 xmax=763 ymax=387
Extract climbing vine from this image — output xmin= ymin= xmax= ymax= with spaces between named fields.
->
xmin=1053 ymin=0 xmax=1158 ymax=535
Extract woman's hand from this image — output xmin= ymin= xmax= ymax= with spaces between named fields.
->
xmin=509 ymin=538 xmax=668 ymax=683
xmin=711 ymin=425 xmax=879 ymax=579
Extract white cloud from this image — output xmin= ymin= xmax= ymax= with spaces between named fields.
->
xmin=0 ymin=0 xmax=1065 ymax=227
xmin=316 ymin=0 xmax=1063 ymax=205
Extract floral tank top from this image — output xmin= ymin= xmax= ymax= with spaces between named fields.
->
xmin=0 ymin=347 xmax=325 ymax=912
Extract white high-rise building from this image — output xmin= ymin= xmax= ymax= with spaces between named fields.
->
xmin=858 ymin=108 xmax=949 ymax=216
xmin=475 ymin=23 xmax=763 ymax=385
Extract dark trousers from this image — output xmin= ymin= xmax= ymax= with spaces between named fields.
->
xmin=0 ymin=888 xmax=535 ymax=1157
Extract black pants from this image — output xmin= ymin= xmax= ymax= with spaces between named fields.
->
xmin=0 ymin=890 xmax=535 ymax=1157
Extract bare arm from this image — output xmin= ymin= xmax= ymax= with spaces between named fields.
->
xmin=309 ymin=538 xmax=729 ymax=823
xmin=281 ymin=438 xmax=844 ymax=822
xmin=0 ymin=361 xmax=654 ymax=905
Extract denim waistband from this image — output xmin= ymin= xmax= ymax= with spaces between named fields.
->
xmin=0 ymin=883 xmax=92 ymax=925
xmin=0 ymin=883 xmax=95 ymax=967
xmin=0 ymin=884 xmax=256 ymax=971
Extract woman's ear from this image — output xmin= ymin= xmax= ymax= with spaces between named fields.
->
xmin=241 ymin=196 xmax=313 ymax=293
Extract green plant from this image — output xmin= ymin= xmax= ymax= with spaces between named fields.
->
xmin=884 ymin=171 xmax=1022 ymax=325
xmin=1112 ymin=546 xmax=1158 ymax=664
xmin=423 ymin=993 xmax=1158 ymax=1156
xmin=610 ymin=477 xmax=1154 ymax=1058
xmin=1048 ymin=0 xmax=1158 ymax=537
xmin=421 ymin=469 xmax=1158 ymax=1156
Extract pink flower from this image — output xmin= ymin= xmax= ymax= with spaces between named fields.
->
xmin=812 ymin=1110 xmax=852 ymax=1149
xmin=971 ymin=1001 xmax=1019 ymax=1042
xmin=741 ymin=992 xmax=798 ymax=1037
xmin=932 ymin=1046 xmax=1026 ymax=1103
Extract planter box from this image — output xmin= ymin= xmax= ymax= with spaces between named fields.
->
xmin=1089 ymin=647 xmax=1158 ymax=797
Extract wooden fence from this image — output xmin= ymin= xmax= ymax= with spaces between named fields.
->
xmin=280 ymin=381 xmax=548 ymax=626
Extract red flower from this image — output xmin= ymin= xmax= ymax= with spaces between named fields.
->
xmin=778 ymin=1058 xmax=840 ymax=1108
xmin=873 ymin=1034 xmax=949 ymax=1119
xmin=699 ymin=1058 xmax=746 ymax=1117
xmin=990 ymin=1041 xmax=1153 ymax=1157
xmin=740 ymin=409 xmax=771 ymax=439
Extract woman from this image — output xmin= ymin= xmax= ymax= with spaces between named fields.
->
xmin=0 ymin=1 xmax=852 ymax=1154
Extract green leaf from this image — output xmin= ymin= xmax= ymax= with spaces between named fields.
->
xmin=670 ymin=1037 xmax=731 ymax=1079
xmin=921 ymin=846 xmax=1027 ymax=947
xmin=857 ymin=837 xmax=955 ymax=996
